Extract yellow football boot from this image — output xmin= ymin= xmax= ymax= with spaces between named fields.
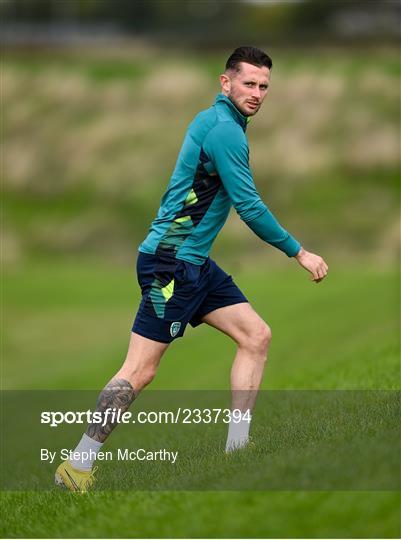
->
xmin=55 ymin=460 xmax=97 ymax=492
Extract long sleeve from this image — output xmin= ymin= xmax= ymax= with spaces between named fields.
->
xmin=203 ymin=122 xmax=301 ymax=257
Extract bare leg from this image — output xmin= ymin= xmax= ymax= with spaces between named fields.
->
xmin=202 ymin=303 xmax=271 ymax=411
xmin=61 ymin=333 xmax=169 ymax=476
xmin=202 ymin=303 xmax=271 ymax=451
xmin=86 ymin=332 xmax=169 ymax=442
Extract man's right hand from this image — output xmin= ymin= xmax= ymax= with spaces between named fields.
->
xmin=294 ymin=247 xmax=328 ymax=283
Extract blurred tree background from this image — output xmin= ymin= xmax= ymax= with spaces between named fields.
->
xmin=2 ymin=0 xmax=400 ymax=268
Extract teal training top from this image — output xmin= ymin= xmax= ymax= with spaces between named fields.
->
xmin=139 ymin=93 xmax=301 ymax=265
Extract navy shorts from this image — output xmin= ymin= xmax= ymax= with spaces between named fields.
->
xmin=132 ymin=252 xmax=248 ymax=343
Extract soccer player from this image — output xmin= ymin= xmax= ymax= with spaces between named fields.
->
xmin=55 ymin=46 xmax=328 ymax=491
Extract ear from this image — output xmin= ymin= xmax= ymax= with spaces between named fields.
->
xmin=220 ymin=73 xmax=231 ymax=94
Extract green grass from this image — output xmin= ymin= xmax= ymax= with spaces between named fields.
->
xmin=1 ymin=258 xmax=400 ymax=537
xmin=1 ymin=491 xmax=399 ymax=539
xmin=3 ymin=259 xmax=399 ymax=390
xmin=4 ymin=55 xmax=151 ymax=82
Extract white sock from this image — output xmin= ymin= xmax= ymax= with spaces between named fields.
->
xmin=69 ymin=433 xmax=103 ymax=471
xmin=225 ymin=415 xmax=251 ymax=452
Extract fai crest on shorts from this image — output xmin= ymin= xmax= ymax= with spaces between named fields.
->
xmin=170 ymin=321 xmax=181 ymax=337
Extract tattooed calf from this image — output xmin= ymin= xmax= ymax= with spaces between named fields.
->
xmin=86 ymin=379 xmax=136 ymax=442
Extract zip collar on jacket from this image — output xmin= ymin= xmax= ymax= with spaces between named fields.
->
xmin=214 ymin=93 xmax=249 ymax=132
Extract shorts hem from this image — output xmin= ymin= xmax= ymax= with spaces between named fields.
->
xmin=189 ymin=299 xmax=249 ymax=328
xmin=131 ymin=326 xmax=175 ymax=344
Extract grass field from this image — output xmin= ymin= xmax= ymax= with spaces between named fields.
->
xmin=1 ymin=258 xmax=400 ymax=538
xmin=3 ymin=41 xmax=400 ymax=539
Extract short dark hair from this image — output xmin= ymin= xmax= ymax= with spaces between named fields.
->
xmin=225 ymin=46 xmax=272 ymax=72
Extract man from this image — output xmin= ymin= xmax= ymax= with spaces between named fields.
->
xmin=55 ymin=46 xmax=328 ymax=491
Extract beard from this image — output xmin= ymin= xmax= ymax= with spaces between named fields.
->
xmin=228 ymin=92 xmax=260 ymax=117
